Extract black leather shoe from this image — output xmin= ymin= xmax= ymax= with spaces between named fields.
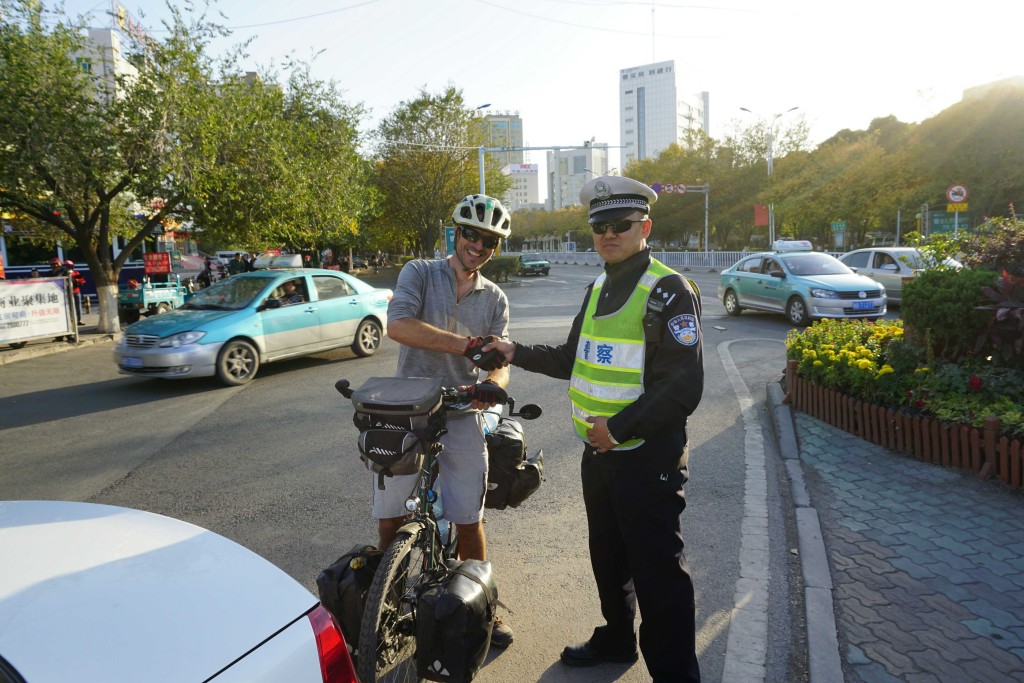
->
xmin=560 ymin=641 xmax=639 ymax=667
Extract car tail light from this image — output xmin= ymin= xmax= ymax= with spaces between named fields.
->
xmin=307 ymin=605 xmax=357 ymax=683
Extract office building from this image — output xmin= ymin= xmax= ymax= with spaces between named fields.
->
xmin=502 ymin=164 xmax=540 ymax=212
xmin=483 ymin=112 xmax=524 ymax=169
xmin=546 ymin=143 xmax=610 ymax=210
xmin=619 ymin=60 xmax=709 ymax=170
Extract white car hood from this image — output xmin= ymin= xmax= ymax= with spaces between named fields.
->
xmin=0 ymin=501 xmax=318 ymax=682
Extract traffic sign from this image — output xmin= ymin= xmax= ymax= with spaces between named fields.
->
xmin=830 ymin=221 xmax=847 ymax=232
xmin=677 ymin=184 xmax=687 ymax=194
xmin=947 ymin=184 xmax=968 ymax=203
xmin=947 ymin=203 xmax=968 ymax=213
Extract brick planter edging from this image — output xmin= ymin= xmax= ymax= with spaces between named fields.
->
xmin=785 ymin=360 xmax=1024 ymax=491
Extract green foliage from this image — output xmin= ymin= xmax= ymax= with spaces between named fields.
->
xmin=372 ymin=87 xmax=511 ymax=256
xmin=480 ymin=256 xmax=518 ymax=283
xmin=787 ymin=319 xmax=1024 ymax=437
xmin=961 ymin=216 xmax=1024 ymax=277
xmin=900 ymin=267 xmax=997 ymax=360
xmin=975 ymin=273 xmax=1024 ymax=367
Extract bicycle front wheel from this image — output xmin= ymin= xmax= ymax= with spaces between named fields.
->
xmin=357 ymin=527 xmax=433 ymax=683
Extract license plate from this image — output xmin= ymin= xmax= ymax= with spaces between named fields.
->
xmin=852 ymin=300 xmax=873 ymax=311
xmin=122 ymin=356 xmax=143 ymax=369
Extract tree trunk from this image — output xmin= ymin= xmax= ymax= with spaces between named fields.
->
xmin=96 ymin=283 xmax=120 ymax=333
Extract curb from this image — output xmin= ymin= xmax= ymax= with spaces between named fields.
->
xmin=766 ymin=382 xmax=844 ymax=683
xmin=0 ymin=332 xmax=114 ymax=366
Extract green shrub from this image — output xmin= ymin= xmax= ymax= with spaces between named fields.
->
xmin=901 ymin=267 xmax=997 ymax=361
xmin=481 ymin=256 xmax=518 ymax=283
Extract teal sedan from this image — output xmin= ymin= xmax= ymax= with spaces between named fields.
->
xmin=717 ymin=242 xmax=886 ymax=326
xmin=114 ymin=266 xmax=391 ymax=385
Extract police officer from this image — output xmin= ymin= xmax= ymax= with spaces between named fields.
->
xmin=485 ymin=176 xmax=704 ymax=682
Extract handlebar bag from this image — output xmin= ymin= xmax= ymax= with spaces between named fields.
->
xmin=357 ymin=429 xmax=425 ymax=477
xmin=415 ymin=559 xmax=497 ymax=683
xmin=350 ymin=377 xmax=447 ymax=487
xmin=351 ymin=376 xmax=446 ymax=439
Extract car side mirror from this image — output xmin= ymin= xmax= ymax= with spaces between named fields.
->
xmin=769 ymin=270 xmax=786 ymax=279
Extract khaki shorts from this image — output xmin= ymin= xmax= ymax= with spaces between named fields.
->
xmin=371 ymin=412 xmax=487 ymax=525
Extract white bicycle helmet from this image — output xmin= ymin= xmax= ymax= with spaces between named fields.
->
xmin=452 ymin=194 xmax=511 ymax=239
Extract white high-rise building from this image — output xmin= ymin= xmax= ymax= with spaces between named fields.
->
xmin=619 ymin=60 xmax=708 ymax=170
xmin=545 ymin=143 xmax=610 ymax=211
xmin=502 ymin=163 xmax=540 ymax=212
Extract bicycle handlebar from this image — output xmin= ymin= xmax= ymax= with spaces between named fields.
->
xmin=334 ymin=378 xmax=541 ymax=420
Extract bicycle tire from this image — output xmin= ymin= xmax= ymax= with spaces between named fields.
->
xmin=357 ymin=527 xmax=433 ymax=683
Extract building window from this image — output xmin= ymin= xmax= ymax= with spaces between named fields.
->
xmin=625 ymin=90 xmax=633 ymax=94
xmin=657 ymin=68 xmax=663 ymax=73
xmin=649 ymin=70 xmax=655 ymax=75
xmin=622 ymin=75 xmax=628 ymax=80
xmin=76 ymin=57 xmax=92 ymax=73
xmin=573 ymin=156 xmax=586 ymax=174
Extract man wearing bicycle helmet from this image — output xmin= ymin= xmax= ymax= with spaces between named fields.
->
xmin=485 ymin=176 xmax=704 ymax=681
xmin=376 ymin=193 xmax=515 ymax=647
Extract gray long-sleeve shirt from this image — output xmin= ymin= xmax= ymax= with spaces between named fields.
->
xmin=387 ymin=258 xmax=509 ymax=387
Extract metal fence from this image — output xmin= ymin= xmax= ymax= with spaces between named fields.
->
xmin=520 ymin=250 xmax=843 ymax=271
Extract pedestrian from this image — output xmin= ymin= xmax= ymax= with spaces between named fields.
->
xmin=376 ymin=193 xmax=514 ymax=648
xmin=227 ymin=252 xmax=246 ymax=276
xmin=197 ymin=259 xmax=214 ymax=289
xmin=485 ymin=176 xmax=705 ymax=681
xmin=47 ymin=257 xmax=64 ymax=278
xmin=29 ymin=268 xmax=40 ymax=278
xmin=64 ymin=260 xmax=85 ymax=325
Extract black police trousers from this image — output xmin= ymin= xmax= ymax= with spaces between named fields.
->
xmin=580 ymin=446 xmax=701 ymax=683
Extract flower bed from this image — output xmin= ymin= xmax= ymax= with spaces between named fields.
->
xmin=784 ymin=319 xmax=1024 ymax=491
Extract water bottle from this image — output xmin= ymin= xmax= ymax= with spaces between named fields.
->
xmin=432 ymin=489 xmax=455 ymax=554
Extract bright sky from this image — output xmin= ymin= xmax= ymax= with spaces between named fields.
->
xmin=63 ymin=0 xmax=1022 ymax=201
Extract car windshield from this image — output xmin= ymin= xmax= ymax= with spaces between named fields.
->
xmin=182 ymin=276 xmax=274 ymax=310
xmin=523 ymin=254 xmax=542 ymax=260
xmin=782 ymin=253 xmax=854 ymax=276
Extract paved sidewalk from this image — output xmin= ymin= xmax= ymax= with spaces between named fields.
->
xmin=0 ymin=310 xmax=113 ymax=366
xmin=770 ymin=384 xmax=1024 ymax=682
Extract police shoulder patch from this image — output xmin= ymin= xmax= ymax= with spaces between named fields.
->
xmin=667 ymin=314 xmax=699 ymax=346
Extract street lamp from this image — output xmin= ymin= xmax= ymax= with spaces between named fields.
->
xmin=740 ymin=106 xmax=799 ymax=245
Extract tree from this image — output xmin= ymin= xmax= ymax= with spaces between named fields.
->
xmin=372 ymin=87 xmax=511 ymax=256
xmin=0 ymin=1 xmax=231 ymax=331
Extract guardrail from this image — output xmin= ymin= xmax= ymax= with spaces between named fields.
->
xmin=520 ymin=250 xmax=843 ymax=271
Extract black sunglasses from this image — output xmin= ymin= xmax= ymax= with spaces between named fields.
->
xmin=458 ymin=225 xmax=499 ymax=249
xmin=591 ymin=218 xmax=646 ymax=235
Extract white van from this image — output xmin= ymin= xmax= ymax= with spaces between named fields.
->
xmin=214 ymin=250 xmax=244 ymax=265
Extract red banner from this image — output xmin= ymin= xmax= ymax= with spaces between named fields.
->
xmin=143 ymin=252 xmax=171 ymax=275
xmin=754 ymin=204 xmax=769 ymax=227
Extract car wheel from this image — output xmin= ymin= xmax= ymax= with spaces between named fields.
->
xmin=786 ymin=297 xmax=811 ymax=326
xmin=8 ymin=341 xmax=27 ymax=349
xmin=119 ymin=309 xmax=140 ymax=325
xmin=723 ymin=289 xmax=742 ymax=316
xmin=155 ymin=303 xmax=170 ymax=315
xmin=352 ymin=319 xmax=383 ymax=357
xmin=542 ymin=269 xmax=549 ymax=276
xmin=216 ymin=340 xmax=260 ymax=386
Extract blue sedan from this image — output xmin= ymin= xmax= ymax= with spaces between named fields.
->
xmin=114 ymin=265 xmax=391 ymax=385
xmin=717 ymin=241 xmax=886 ymax=326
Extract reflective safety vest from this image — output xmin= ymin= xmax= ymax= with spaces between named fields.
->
xmin=568 ymin=259 xmax=677 ymax=450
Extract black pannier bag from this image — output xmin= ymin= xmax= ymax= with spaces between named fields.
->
xmin=415 ymin=559 xmax=497 ymax=683
xmin=350 ymin=377 xmax=446 ymax=488
xmin=315 ymin=544 xmax=384 ymax=653
xmin=484 ymin=418 xmax=544 ymax=510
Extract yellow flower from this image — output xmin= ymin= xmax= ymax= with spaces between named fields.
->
xmin=856 ymin=358 xmax=873 ymax=370
xmin=813 ymin=360 xmax=823 ymax=366
xmin=878 ymin=365 xmax=894 ymax=376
